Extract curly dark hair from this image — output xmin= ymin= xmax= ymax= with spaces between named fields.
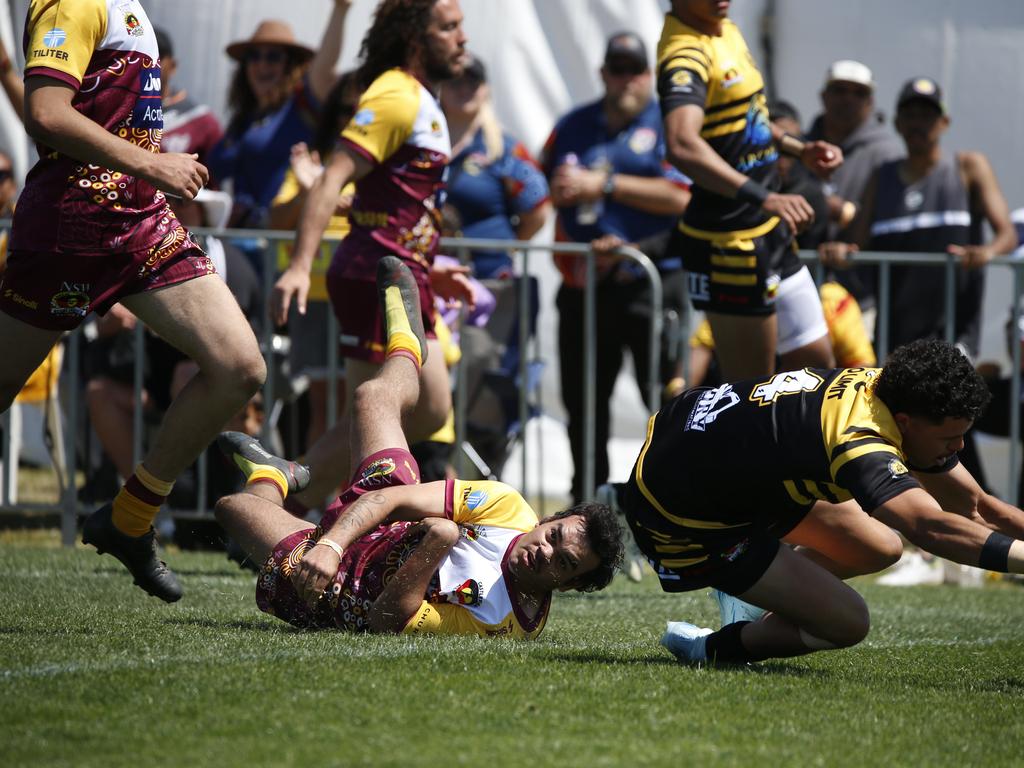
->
xmin=546 ymin=503 xmax=625 ymax=593
xmin=874 ymin=339 xmax=991 ymax=422
xmin=355 ymin=0 xmax=438 ymax=89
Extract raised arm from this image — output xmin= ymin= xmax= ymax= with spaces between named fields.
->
xmin=24 ymin=77 xmax=207 ymax=198
xmin=0 ymin=37 xmax=24 ymax=121
xmin=307 ymin=0 xmax=354 ymax=103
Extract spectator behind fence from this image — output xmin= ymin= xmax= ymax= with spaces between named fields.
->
xmin=272 ymin=0 xmax=474 ymax=510
xmin=657 ymin=0 xmax=841 ymax=385
xmin=207 ymin=3 xmax=352 ymax=229
xmin=270 ymin=72 xmax=363 ymax=452
xmin=0 ymin=150 xmax=16 ymax=274
xmin=440 ymin=53 xmax=551 ymax=279
xmin=154 ymin=28 xmax=223 ymax=167
xmin=820 ymin=77 xmax=1017 ymax=356
xmin=806 ymin=60 xmax=905 ymax=308
xmin=0 ymin=0 xmax=264 ymax=605
xmin=540 ymin=31 xmax=691 ymax=504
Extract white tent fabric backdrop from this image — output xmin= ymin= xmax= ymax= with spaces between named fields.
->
xmin=2 ymin=0 xmax=1023 ymax=495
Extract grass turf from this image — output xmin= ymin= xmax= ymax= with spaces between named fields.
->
xmin=1 ymin=533 xmax=1021 ymax=767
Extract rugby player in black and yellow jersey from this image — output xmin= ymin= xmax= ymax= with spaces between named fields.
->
xmin=617 ymin=339 xmax=1024 ymax=665
xmin=657 ymin=0 xmax=843 ymax=381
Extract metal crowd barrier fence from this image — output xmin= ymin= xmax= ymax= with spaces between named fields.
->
xmin=1 ymin=221 xmax=1021 ymax=544
xmin=0 ymin=224 xmax=664 ymax=545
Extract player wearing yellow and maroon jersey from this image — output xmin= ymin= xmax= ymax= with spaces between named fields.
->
xmin=614 ymin=339 xmax=1024 ymax=665
xmin=271 ymin=0 xmax=477 ymax=511
xmin=217 ymin=257 xmax=623 ymax=638
xmin=0 ymin=0 xmax=265 ymax=603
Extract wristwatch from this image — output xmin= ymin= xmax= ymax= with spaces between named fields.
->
xmin=602 ymin=173 xmax=616 ymax=198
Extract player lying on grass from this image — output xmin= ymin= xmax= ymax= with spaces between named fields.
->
xmin=608 ymin=338 xmax=1024 ymax=664
xmin=215 ymin=257 xmax=623 ymax=637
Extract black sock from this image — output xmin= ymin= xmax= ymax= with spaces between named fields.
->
xmin=704 ymin=621 xmax=755 ymax=664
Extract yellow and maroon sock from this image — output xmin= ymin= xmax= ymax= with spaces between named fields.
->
xmin=382 ymin=284 xmax=423 ymax=370
xmin=245 ymin=466 xmax=290 ymax=499
xmin=111 ymin=464 xmax=174 ymax=537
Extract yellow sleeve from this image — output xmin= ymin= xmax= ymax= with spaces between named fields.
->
xmin=820 ymin=282 xmax=877 ymax=367
xmin=402 ymin=601 xmax=537 ymax=639
xmin=690 ymin=318 xmax=715 ymax=350
xmin=25 ymin=0 xmax=107 ymax=86
xmin=340 ymin=70 xmax=417 ymax=164
xmin=448 ymin=480 xmax=539 ymax=530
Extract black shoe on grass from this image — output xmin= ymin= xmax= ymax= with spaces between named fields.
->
xmin=82 ymin=503 xmax=183 ymax=603
xmin=216 ymin=432 xmax=310 ymax=495
xmin=377 ymin=255 xmax=428 ymax=365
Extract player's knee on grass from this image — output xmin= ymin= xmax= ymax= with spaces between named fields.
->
xmin=819 ymin=591 xmax=870 ymax=648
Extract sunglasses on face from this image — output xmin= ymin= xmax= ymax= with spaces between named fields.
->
xmin=827 ymin=84 xmax=871 ymax=99
xmin=605 ymin=59 xmax=647 ymax=77
xmin=0 ymin=169 xmax=11 ymax=182
xmin=245 ymin=48 xmax=287 ymax=66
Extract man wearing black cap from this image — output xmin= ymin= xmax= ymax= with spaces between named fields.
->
xmin=656 ymin=0 xmax=843 ymax=382
xmin=820 ymin=76 xmax=1017 ymax=355
xmin=540 ymin=31 xmax=692 ymax=504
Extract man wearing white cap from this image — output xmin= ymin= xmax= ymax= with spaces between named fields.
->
xmin=806 ymin=60 xmax=903 ymax=244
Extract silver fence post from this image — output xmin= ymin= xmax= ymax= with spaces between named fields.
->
xmin=260 ymin=241 xmax=275 ymax=444
xmin=453 ymin=245 xmax=471 ymax=478
xmin=327 ymin=303 xmax=339 ymax=428
xmin=132 ymin=320 xmax=145 ymax=468
xmin=877 ymin=260 xmax=891 ymax=362
xmin=582 ymin=247 xmax=597 ymax=501
xmin=944 ymin=252 xmax=956 ymax=344
xmin=618 ymin=245 xmax=663 ymax=413
xmin=1011 ymin=260 xmax=1022 ymax=506
xmin=517 ymin=247 xmax=530 ymax=500
xmin=61 ymin=329 xmax=81 ymax=546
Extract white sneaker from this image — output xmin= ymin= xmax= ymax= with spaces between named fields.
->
xmin=596 ymin=483 xmax=647 ymax=583
xmin=711 ymin=588 xmax=766 ymax=625
xmin=877 ymin=551 xmax=943 ymax=586
xmin=661 ymin=621 xmax=713 ymax=663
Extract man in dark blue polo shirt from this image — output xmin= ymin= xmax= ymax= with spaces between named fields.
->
xmin=541 ymin=31 xmax=691 ymax=504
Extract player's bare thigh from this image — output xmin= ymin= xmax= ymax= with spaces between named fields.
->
xmin=121 ymin=273 xmax=263 ymax=377
xmin=706 ymin=312 xmax=777 ymax=380
xmin=784 ymin=499 xmax=903 ymax=576
xmin=214 ymin=487 xmax=315 ymax=564
xmin=0 ymin=311 xmax=63 ymax=409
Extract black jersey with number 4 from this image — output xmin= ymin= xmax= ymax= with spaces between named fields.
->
xmin=631 ymin=367 xmax=956 ymax=536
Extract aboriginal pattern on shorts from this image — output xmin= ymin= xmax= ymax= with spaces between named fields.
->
xmin=255 ymin=520 xmax=429 ymax=632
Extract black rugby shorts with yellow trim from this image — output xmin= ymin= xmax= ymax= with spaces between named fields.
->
xmin=674 ymin=216 xmax=802 ymax=316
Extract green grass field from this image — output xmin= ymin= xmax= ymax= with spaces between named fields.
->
xmin=1 ymin=532 xmax=1021 ymax=768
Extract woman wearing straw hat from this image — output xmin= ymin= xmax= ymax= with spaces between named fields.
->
xmin=208 ymin=2 xmax=353 ymax=229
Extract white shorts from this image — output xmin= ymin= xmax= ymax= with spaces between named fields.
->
xmin=775 ymin=266 xmax=828 ymax=355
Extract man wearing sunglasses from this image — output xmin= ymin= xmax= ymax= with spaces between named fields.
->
xmin=541 ymin=31 xmax=692 ymax=505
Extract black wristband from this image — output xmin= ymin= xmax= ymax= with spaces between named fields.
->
xmin=736 ymin=179 xmax=769 ymax=206
xmin=978 ymin=531 xmax=1014 ymax=572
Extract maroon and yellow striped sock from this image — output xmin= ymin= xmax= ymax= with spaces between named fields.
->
xmin=111 ymin=464 xmax=174 ymax=537
xmin=382 ymin=284 xmax=423 ymax=370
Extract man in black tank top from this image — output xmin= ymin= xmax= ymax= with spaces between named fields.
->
xmin=820 ymin=77 xmax=1017 ymax=355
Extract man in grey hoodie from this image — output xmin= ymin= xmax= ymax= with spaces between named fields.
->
xmin=806 ymin=60 xmax=903 ymax=308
